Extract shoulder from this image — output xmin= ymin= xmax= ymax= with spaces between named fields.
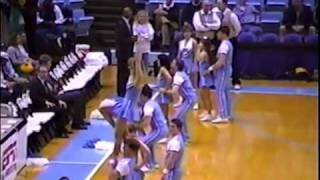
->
xmin=167 ymin=136 xmax=181 ymax=152
xmin=173 ymin=72 xmax=184 ymax=85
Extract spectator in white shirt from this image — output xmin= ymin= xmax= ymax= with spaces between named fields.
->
xmin=213 ymin=0 xmax=242 ymax=90
xmin=133 ymin=10 xmax=154 ymax=74
xmin=192 ymin=0 xmax=221 ymax=40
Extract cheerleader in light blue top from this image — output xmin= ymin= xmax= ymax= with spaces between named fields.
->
xmin=161 ymin=60 xmax=197 ymax=143
xmin=161 ymin=119 xmax=185 ymax=180
xmin=196 ymin=38 xmax=216 ymax=122
xmin=138 ymin=84 xmax=169 ymax=171
xmin=206 ymin=26 xmax=233 ymax=123
xmin=153 ymin=57 xmax=172 ymax=120
xmin=108 ymin=138 xmax=149 ymax=180
xmin=99 ymin=54 xmax=145 ymax=157
xmin=177 ymin=24 xmax=198 ymax=87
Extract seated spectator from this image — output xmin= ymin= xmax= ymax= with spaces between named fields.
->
xmin=7 ymin=33 xmax=37 ymax=73
xmin=154 ymin=0 xmax=179 ymax=49
xmin=0 ymin=55 xmax=28 ymax=103
xmin=280 ymin=0 xmax=316 ymax=36
xmin=37 ymin=0 xmax=65 ymax=49
xmin=1 ymin=51 xmax=29 ymax=84
xmin=28 ymin=65 xmax=70 ymax=138
xmin=233 ymin=0 xmax=260 ymax=25
xmin=193 ymin=0 xmax=221 ymax=40
xmin=181 ymin=0 xmax=202 ymax=26
xmin=39 ymin=54 xmax=53 ymax=69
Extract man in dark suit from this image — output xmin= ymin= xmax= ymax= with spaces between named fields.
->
xmin=28 ymin=65 xmax=69 ymax=138
xmin=281 ymin=0 xmax=316 ymax=35
xmin=115 ymin=7 xmax=134 ymax=97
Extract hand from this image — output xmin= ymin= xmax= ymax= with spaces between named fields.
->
xmin=7 ymin=81 xmax=16 ymax=89
xmin=45 ymin=101 xmax=55 ymax=108
xmin=204 ymin=70 xmax=211 ymax=75
xmin=131 ymin=36 xmax=138 ymax=42
xmin=159 ymin=88 xmax=166 ymax=93
xmin=59 ymin=100 xmax=67 ymax=108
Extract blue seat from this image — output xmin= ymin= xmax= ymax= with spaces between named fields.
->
xmin=282 ymin=33 xmax=304 ymax=73
xmin=229 ymin=0 xmax=263 ymax=6
xmin=237 ymin=32 xmax=257 ymax=77
xmin=303 ymin=34 xmax=318 ymax=74
xmin=72 ymin=9 xmax=95 ymax=37
xmin=304 ymin=0 xmax=315 ymax=6
xmin=260 ymin=11 xmax=283 ymax=24
xmin=283 ymin=33 xmax=303 ymax=44
xmin=266 ymin=0 xmax=288 ymax=6
xmin=53 ymin=0 xmax=84 ymax=9
xmin=258 ymin=33 xmax=280 ymax=43
xmin=149 ymin=0 xmax=190 ymax=4
xmin=238 ymin=32 xmax=257 ymax=43
xmin=257 ymin=33 xmax=287 ymax=79
xmin=304 ymin=34 xmax=318 ymax=45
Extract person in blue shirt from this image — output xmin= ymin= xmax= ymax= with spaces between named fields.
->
xmin=138 ymin=84 xmax=169 ymax=171
xmin=206 ymin=26 xmax=233 ymax=123
xmin=161 ymin=60 xmax=197 ymax=143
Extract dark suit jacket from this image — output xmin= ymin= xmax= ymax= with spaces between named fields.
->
xmin=28 ymin=77 xmax=58 ymax=111
xmin=282 ymin=5 xmax=314 ymax=28
xmin=115 ymin=17 xmax=133 ymax=62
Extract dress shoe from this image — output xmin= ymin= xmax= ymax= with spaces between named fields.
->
xmin=72 ymin=125 xmax=88 ymax=130
xmin=57 ymin=133 xmax=69 ymax=138
xmin=83 ymin=122 xmax=91 ymax=126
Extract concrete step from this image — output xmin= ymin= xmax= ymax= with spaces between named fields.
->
xmin=85 ymin=5 xmax=123 ymax=14
xmin=92 ymin=22 xmax=117 ymax=30
xmin=90 ymin=14 xmax=119 ymax=22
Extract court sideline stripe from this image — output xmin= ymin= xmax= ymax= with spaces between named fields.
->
xmin=85 ymin=151 xmax=110 ymax=180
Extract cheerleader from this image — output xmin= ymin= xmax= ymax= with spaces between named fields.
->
xmin=177 ymin=24 xmax=198 ymax=109
xmin=161 ymin=60 xmax=197 ymax=143
xmin=161 ymin=119 xmax=185 ymax=180
xmin=108 ymin=138 xmax=149 ymax=180
xmin=133 ymin=10 xmax=155 ymax=74
xmin=139 ymin=84 xmax=169 ymax=171
xmin=153 ymin=56 xmax=172 ymax=120
xmin=99 ymin=53 xmax=145 ymax=156
xmin=206 ymin=26 xmax=233 ymax=123
xmin=196 ymin=38 xmax=216 ymax=122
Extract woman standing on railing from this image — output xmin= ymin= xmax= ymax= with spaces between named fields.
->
xmin=133 ymin=10 xmax=154 ymax=74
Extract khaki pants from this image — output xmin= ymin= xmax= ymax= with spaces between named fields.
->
xmin=155 ymin=15 xmax=178 ymax=46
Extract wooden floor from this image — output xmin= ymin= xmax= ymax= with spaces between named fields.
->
xmin=18 ymin=66 xmax=318 ymax=180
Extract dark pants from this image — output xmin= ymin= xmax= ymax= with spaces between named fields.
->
xmin=21 ymin=9 xmax=37 ymax=58
xmin=116 ymin=59 xmax=130 ymax=97
xmin=0 ymin=88 xmax=13 ymax=103
xmin=34 ymin=105 xmax=69 ymax=136
xmin=58 ymin=90 xmax=85 ymax=128
xmin=230 ymin=37 xmax=241 ymax=85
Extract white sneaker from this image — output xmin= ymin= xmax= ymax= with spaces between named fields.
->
xmin=198 ymin=112 xmax=207 ymax=118
xmin=157 ymin=138 xmax=168 ymax=144
xmin=193 ymin=103 xmax=199 ymax=110
xmin=200 ymin=114 xmax=213 ymax=122
xmin=173 ymin=96 xmax=183 ymax=108
xmin=153 ymin=163 xmax=160 ymax=169
xmin=140 ymin=165 xmax=152 ymax=172
xmin=234 ymin=84 xmax=241 ymax=90
xmin=211 ymin=117 xmax=229 ymax=124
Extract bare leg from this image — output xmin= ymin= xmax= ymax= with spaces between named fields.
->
xmin=113 ymin=119 xmax=127 ymax=156
xmin=99 ymin=108 xmax=115 ymax=128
